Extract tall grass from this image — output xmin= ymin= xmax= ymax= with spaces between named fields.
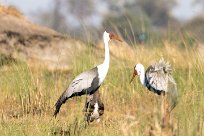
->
xmin=0 ymin=39 xmax=204 ymax=135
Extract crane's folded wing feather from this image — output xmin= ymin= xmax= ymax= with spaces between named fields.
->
xmin=54 ymin=67 xmax=99 ymax=117
xmin=66 ymin=67 xmax=99 ymax=97
xmin=145 ymin=58 xmax=178 ymax=110
xmin=145 ymin=59 xmax=172 ymax=94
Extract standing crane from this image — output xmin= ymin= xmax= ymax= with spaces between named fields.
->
xmin=130 ymin=58 xmax=178 ymax=111
xmin=54 ymin=31 xmax=122 ymax=117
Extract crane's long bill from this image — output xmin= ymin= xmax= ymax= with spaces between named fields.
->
xmin=111 ymin=33 xmax=123 ymax=42
xmin=114 ymin=35 xmax=122 ymax=42
xmin=130 ymin=70 xmax=137 ymax=83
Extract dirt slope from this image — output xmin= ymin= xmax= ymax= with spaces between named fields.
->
xmin=0 ymin=5 xmax=85 ymax=70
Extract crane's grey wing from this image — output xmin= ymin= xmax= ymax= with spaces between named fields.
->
xmin=145 ymin=58 xmax=178 ymax=110
xmin=145 ymin=58 xmax=172 ymax=95
xmin=54 ymin=67 xmax=99 ymax=117
xmin=67 ymin=67 xmax=99 ymax=97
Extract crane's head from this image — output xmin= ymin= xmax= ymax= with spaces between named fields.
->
xmin=103 ymin=31 xmax=122 ymax=43
xmin=130 ymin=64 xmax=144 ymax=83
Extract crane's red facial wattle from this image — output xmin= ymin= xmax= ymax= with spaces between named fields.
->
xmin=130 ymin=70 xmax=138 ymax=83
xmin=109 ymin=32 xmax=122 ymax=42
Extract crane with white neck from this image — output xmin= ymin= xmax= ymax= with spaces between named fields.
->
xmin=54 ymin=31 xmax=122 ymax=117
xmin=130 ymin=59 xmax=178 ymax=111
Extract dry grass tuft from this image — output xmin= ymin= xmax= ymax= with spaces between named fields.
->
xmin=0 ymin=5 xmax=23 ymax=18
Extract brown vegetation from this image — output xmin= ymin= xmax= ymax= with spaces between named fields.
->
xmin=0 ymin=5 xmax=23 ymax=18
xmin=0 ymin=5 xmax=86 ymax=70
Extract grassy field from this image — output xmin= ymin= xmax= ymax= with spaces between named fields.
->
xmin=0 ymin=39 xmax=204 ymax=136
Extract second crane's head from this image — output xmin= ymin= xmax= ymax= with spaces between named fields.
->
xmin=130 ymin=64 xmax=145 ymax=83
xmin=103 ymin=31 xmax=122 ymax=43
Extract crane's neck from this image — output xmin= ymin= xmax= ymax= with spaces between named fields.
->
xmin=103 ymin=39 xmax=110 ymax=66
xmin=97 ymin=38 xmax=110 ymax=84
xmin=139 ymin=69 xmax=146 ymax=87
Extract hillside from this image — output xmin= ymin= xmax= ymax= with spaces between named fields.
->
xmin=0 ymin=5 xmax=85 ymax=70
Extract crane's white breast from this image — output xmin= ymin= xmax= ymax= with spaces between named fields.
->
xmin=97 ymin=64 xmax=109 ymax=85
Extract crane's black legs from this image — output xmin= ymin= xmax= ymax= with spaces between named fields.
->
xmin=83 ymin=94 xmax=93 ymax=126
xmin=83 ymin=91 xmax=104 ymax=125
xmin=83 ymin=95 xmax=88 ymax=127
